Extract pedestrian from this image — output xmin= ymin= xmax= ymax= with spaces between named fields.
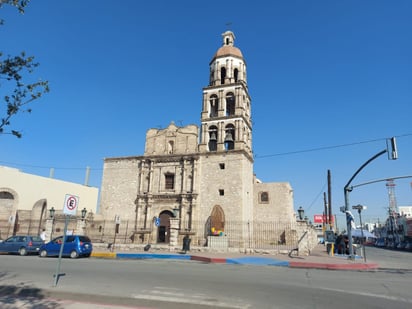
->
xmin=40 ymin=229 xmax=47 ymax=242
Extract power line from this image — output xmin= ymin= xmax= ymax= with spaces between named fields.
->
xmin=1 ymin=133 xmax=411 ymax=172
xmin=254 ymin=133 xmax=412 ymax=159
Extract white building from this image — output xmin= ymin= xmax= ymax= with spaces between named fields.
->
xmin=0 ymin=165 xmax=99 ymax=237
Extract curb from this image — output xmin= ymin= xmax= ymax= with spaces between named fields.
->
xmin=289 ymin=261 xmax=379 ymax=270
xmin=117 ymin=253 xmax=191 ymax=260
xmin=91 ymin=252 xmax=116 ymax=259
xmin=90 ymin=251 xmax=380 ymax=270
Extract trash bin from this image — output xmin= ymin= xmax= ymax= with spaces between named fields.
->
xmin=182 ymin=235 xmax=191 ymax=253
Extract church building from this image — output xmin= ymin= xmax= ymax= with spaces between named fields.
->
xmin=99 ymin=31 xmax=296 ymax=249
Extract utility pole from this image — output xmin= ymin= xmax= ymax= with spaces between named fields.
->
xmin=328 ymin=170 xmax=333 ymax=230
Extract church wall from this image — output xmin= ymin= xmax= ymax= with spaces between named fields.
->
xmin=145 ymin=124 xmax=198 ymax=155
xmin=197 ymin=152 xmax=253 ymax=223
xmin=100 ymin=157 xmax=140 ymax=222
xmin=253 ymin=182 xmax=295 ymax=222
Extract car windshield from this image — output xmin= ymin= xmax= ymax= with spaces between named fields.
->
xmin=31 ymin=236 xmax=43 ymax=242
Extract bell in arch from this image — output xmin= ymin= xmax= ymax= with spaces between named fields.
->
xmin=209 ymin=132 xmax=217 ymax=141
xmin=224 ymin=132 xmax=234 ymax=142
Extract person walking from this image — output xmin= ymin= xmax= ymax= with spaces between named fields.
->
xmin=40 ymin=229 xmax=47 ymax=242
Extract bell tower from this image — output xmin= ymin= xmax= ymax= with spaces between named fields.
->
xmin=199 ymin=31 xmax=252 ymax=159
xmin=197 ymin=31 xmax=254 ymax=226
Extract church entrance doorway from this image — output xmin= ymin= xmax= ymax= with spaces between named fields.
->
xmin=157 ymin=211 xmax=173 ymax=243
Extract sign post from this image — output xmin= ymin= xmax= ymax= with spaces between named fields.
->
xmin=53 ymin=194 xmax=79 ymax=287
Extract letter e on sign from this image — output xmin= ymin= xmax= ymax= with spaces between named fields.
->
xmin=63 ymin=194 xmax=80 ymax=216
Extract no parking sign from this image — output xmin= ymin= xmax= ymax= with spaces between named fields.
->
xmin=63 ymin=194 xmax=79 ymax=216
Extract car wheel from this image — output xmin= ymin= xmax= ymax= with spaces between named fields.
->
xmin=70 ymin=250 xmax=79 ymax=259
xmin=19 ymin=247 xmax=27 ymax=256
xmin=39 ymin=250 xmax=47 ymax=258
xmin=84 ymin=253 xmax=91 ymax=258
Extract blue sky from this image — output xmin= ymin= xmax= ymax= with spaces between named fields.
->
xmin=1 ymin=1 xmax=411 ymax=228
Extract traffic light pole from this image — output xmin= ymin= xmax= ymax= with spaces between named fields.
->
xmin=344 ymin=149 xmax=388 ymax=259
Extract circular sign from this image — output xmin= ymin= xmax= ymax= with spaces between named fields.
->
xmin=66 ymin=196 xmax=77 ymax=210
xmin=63 ymin=194 xmax=80 ymax=216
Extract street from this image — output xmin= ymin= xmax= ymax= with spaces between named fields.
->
xmin=0 ymin=248 xmax=411 ymax=308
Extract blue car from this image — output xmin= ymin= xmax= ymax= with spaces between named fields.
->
xmin=0 ymin=235 xmax=44 ymax=256
xmin=39 ymin=235 xmax=93 ymax=258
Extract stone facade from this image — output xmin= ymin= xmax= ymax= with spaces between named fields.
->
xmin=99 ymin=31 xmax=297 ymax=248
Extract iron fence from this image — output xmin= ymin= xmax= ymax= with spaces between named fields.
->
xmin=1 ymin=218 xmax=301 ymax=251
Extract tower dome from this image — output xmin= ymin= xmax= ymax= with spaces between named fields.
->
xmin=210 ymin=31 xmax=244 ymax=63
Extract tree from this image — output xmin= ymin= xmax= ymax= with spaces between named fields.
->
xmin=0 ymin=0 xmax=49 ymax=138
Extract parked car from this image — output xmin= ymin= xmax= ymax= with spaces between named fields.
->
xmin=0 ymin=235 xmax=44 ymax=256
xmin=374 ymin=238 xmax=385 ymax=248
xmin=39 ymin=235 xmax=93 ymax=258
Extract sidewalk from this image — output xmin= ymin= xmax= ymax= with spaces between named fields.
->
xmin=91 ymin=244 xmax=381 ymax=271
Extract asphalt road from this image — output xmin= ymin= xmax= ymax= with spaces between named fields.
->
xmin=0 ymin=248 xmax=411 ymax=308
xmin=361 ymin=246 xmax=412 ymax=269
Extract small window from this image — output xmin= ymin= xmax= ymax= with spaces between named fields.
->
xmin=219 ymin=189 xmax=224 ymax=196
xmin=165 ymin=174 xmax=175 ymax=190
xmin=219 ymin=163 xmax=225 ymax=169
xmin=259 ymin=192 xmax=269 ymax=203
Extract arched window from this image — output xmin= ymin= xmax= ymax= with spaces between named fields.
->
xmin=208 ymin=126 xmax=218 ymax=151
xmin=226 ymin=92 xmax=235 ymax=116
xmin=224 ymin=124 xmax=235 ymax=151
xmin=209 ymin=95 xmax=218 ymax=118
xmin=220 ymin=67 xmax=226 ymax=85
xmin=0 ymin=191 xmax=14 ymax=199
xmin=234 ymin=68 xmax=239 ymax=82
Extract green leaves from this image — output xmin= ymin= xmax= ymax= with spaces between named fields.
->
xmin=1 ymin=0 xmax=49 ymax=138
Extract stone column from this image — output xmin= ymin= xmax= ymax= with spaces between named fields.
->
xmin=297 ymin=221 xmax=310 ymax=256
xmin=169 ymin=218 xmax=179 ymax=251
xmin=76 ymin=218 xmax=87 ymax=236
xmin=45 ymin=218 xmax=54 ymax=242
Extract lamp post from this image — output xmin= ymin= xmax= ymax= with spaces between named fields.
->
xmin=297 ymin=207 xmax=304 ymax=221
xmin=48 ymin=207 xmax=55 ymax=240
xmin=173 ymin=207 xmax=180 ymax=218
xmin=352 ymin=204 xmax=367 ymax=262
xmin=49 ymin=207 xmax=55 ymax=219
xmin=81 ymin=208 xmax=87 ymax=220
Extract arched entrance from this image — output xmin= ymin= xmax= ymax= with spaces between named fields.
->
xmin=210 ymin=205 xmax=225 ymax=235
xmin=157 ymin=210 xmax=174 ymax=243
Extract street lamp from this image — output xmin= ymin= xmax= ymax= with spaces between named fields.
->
xmin=173 ymin=207 xmax=180 ymax=218
xmin=81 ymin=208 xmax=87 ymax=220
xmin=49 ymin=207 xmax=55 ymax=219
xmin=49 ymin=207 xmax=55 ymax=240
xmin=297 ymin=207 xmax=304 ymax=221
